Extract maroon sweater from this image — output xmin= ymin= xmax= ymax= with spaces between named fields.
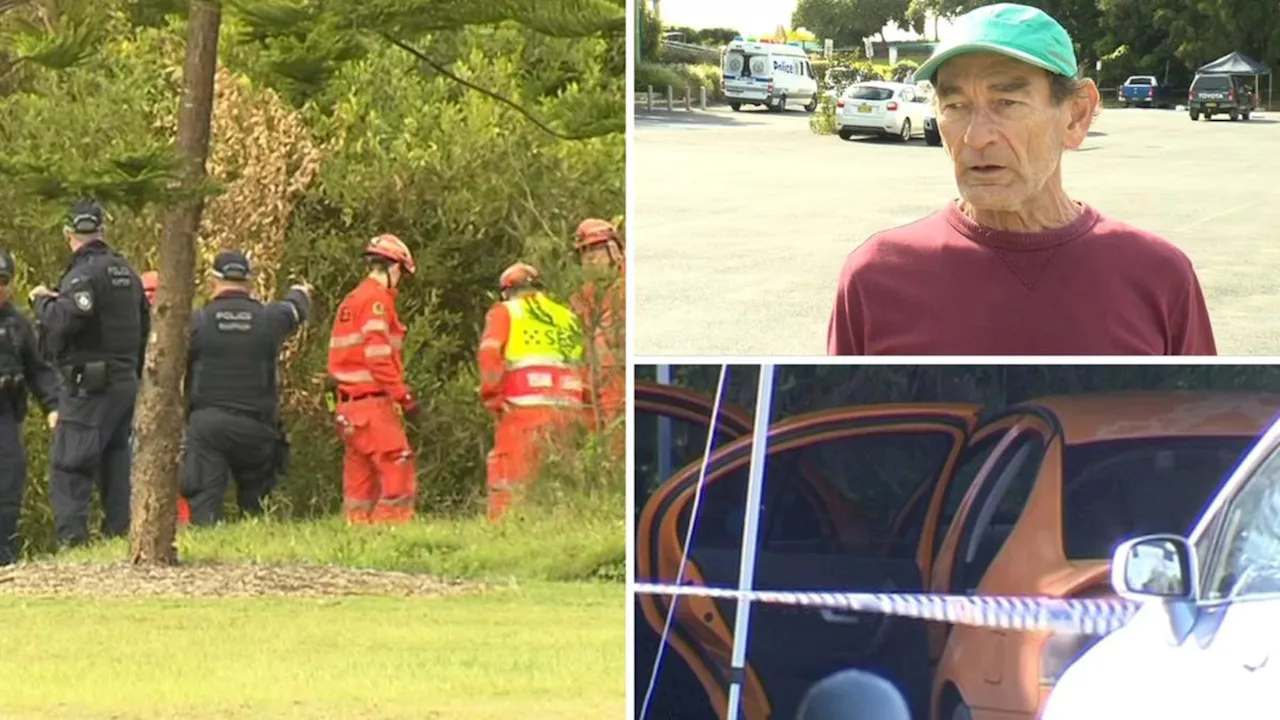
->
xmin=827 ymin=202 xmax=1217 ymax=355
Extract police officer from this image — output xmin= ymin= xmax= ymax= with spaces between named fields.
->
xmin=28 ymin=199 xmax=149 ymax=548
xmin=0 ymin=250 xmax=61 ymax=565
xmin=181 ymin=250 xmax=312 ymax=525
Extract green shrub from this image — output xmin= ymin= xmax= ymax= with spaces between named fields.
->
xmin=889 ymin=59 xmax=921 ymax=83
xmin=811 ymin=59 xmax=831 ymax=88
xmin=826 ymin=60 xmax=885 ymax=91
xmin=4 ymin=10 xmax=624 ymax=561
xmin=634 ymin=60 xmax=685 ymax=92
xmin=809 ymin=93 xmax=837 ymax=135
xmin=634 ymin=61 xmax=722 ymax=101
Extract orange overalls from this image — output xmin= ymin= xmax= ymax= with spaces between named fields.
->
xmin=327 ymin=277 xmax=417 ymax=525
xmin=571 ymin=261 xmax=625 ymax=460
xmin=478 ymin=292 xmax=587 ymax=522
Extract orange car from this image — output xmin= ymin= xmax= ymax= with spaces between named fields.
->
xmin=637 ymin=403 xmax=984 ymax=719
xmin=929 ymin=392 xmax=1280 ymax=720
xmin=636 ymin=392 xmax=1280 ymax=720
xmin=633 ymin=381 xmax=755 ymax=718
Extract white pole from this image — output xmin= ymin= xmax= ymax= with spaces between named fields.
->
xmin=656 ymin=365 xmax=673 ymax=482
xmin=724 ymin=364 xmax=776 ymax=720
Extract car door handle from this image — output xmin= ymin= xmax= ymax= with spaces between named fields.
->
xmin=819 ymin=608 xmax=862 ymax=625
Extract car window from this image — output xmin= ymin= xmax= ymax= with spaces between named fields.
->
xmin=950 ymin=430 xmax=1045 ymax=593
xmin=1125 ymin=76 xmax=1155 ymax=85
xmin=1061 ymin=436 xmax=1252 ymax=560
xmin=677 ymin=429 xmax=960 ymax=558
xmin=932 ymin=426 xmax=1013 ymax=559
xmin=634 ymin=408 xmax=744 ymax=516
xmin=845 ymin=85 xmax=894 ymax=101
xmin=1201 ymin=441 xmax=1280 ymax=600
xmin=1193 ymin=75 xmax=1232 ymax=90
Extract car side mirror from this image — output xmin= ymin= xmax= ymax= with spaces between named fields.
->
xmin=1110 ymin=534 xmax=1198 ymax=602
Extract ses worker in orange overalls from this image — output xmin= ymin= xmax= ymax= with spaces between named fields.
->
xmin=478 ymin=262 xmax=587 ymax=522
xmin=569 ymin=219 xmax=625 ymax=458
xmin=326 ymin=235 xmax=420 ymax=525
xmin=139 ymin=270 xmax=195 ymax=526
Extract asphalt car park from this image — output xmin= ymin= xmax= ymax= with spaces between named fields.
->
xmin=633 ymin=106 xmax=1280 ymax=356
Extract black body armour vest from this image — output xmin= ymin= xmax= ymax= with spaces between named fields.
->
xmin=188 ymin=294 xmax=278 ymax=418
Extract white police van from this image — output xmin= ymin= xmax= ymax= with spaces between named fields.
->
xmin=721 ymin=36 xmax=819 ymax=113
xmin=1043 ymin=413 xmax=1280 ymax=719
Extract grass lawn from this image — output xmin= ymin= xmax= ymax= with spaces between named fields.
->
xmin=0 ymin=513 xmax=625 ymax=719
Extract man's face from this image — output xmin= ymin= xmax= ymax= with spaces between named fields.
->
xmin=579 ymin=243 xmax=619 ymax=271
xmin=0 ymin=278 xmax=10 ymax=306
xmin=933 ymin=53 xmax=1086 ymax=212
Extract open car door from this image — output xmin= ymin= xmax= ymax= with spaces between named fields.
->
xmin=634 ymin=381 xmax=754 ymax=719
xmin=634 ymin=381 xmax=755 ymax=516
xmin=638 ymin=404 xmax=980 ymax=720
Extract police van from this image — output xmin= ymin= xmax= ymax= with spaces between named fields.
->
xmin=721 ymin=36 xmax=820 ymax=113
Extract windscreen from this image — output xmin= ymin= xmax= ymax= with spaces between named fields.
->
xmin=844 ymin=85 xmax=894 ymax=101
xmin=1125 ymin=76 xmax=1155 ymax=85
xmin=1061 ymin=436 xmax=1255 ymax=560
xmin=1193 ymin=75 xmax=1233 ymax=90
xmin=723 ymin=51 xmax=770 ymax=78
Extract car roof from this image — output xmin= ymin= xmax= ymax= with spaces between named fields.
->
xmin=851 ymin=80 xmax=909 ymax=89
xmin=1017 ymin=391 xmax=1280 ymax=443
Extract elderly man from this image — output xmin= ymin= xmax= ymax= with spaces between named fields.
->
xmin=827 ymin=3 xmax=1216 ymax=356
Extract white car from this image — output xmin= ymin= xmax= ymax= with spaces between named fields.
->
xmin=1043 ymin=414 xmax=1280 ymax=719
xmin=835 ymin=81 xmax=929 ymax=142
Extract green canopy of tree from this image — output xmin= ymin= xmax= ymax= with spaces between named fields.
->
xmin=794 ymin=0 xmax=1278 ymax=91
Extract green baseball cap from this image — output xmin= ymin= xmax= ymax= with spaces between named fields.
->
xmin=914 ymin=3 xmax=1078 ymax=85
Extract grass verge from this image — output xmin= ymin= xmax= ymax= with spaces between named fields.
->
xmin=0 ymin=582 xmax=622 ymax=719
xmin=56 ymin=509 xmax=625 ymax=583
xmin=0 ymin=511 xmax=625 ymax=719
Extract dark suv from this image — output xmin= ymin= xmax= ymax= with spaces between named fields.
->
xmin=1188 ymin=73 xmax=1253 ymax=121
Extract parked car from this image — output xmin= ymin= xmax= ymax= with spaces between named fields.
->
xmin=1117 ymin=75 xmax=1175 ymax=108
xmin=636 ymin=391 xmax=1280 ymax=720
xmin=1042 ymin=404 xmax=1280 ymax=720
xmin=633 ymin=382 xmax=754 ymax=720
xmin=836 ymin=81 xmax=929 ymax=142
xmin=923 ymin=103 xmax=941 ymax=146
xmin=929 ymin=392 xmax=1279 ymax=720
xmin=1188 ymin=73 xmax=1253 ymax=121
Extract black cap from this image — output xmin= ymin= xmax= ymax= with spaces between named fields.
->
xmin=212 ymin=250 xmax=252 ymax=281
xmin=0 ymin=249 xmax=13 ymax=281
xmin=66 ymin=199 xmax=105 ymax=234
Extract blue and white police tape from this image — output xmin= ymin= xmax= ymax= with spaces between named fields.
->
xmin=634 ymin=583 xmax=1141 ymax=635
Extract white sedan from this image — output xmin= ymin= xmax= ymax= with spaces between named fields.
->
xmin=835 ymin=81 xmax=929 ymax=142
xmin=1043 ymin=415 xmax=1280 ymax=719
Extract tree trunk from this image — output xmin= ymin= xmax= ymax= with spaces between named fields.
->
xmin=129 ymin=0 xmax=222 ymax=566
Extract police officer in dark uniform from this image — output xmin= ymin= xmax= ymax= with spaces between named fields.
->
xmin=29 ymin=199 xmax=149 ymax=547
xmin=181 ymin=250 xmax=312 ymax=525
xmin=0 ymin=250 xmax=62 ymax=565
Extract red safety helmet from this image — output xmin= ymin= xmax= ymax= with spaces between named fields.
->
xmin=363 ymin=234 xmax=416 ymax=276
xmin=499 ymin=262 xmax=541 ymax=291
xmin=574 ymin=218 xmax=621 ymax=252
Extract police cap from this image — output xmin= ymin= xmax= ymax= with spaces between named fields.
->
xmin=212 ymin=250 xmax=252 ymax=281
xmin=66 ymin=199 xmax=106 ymax=234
